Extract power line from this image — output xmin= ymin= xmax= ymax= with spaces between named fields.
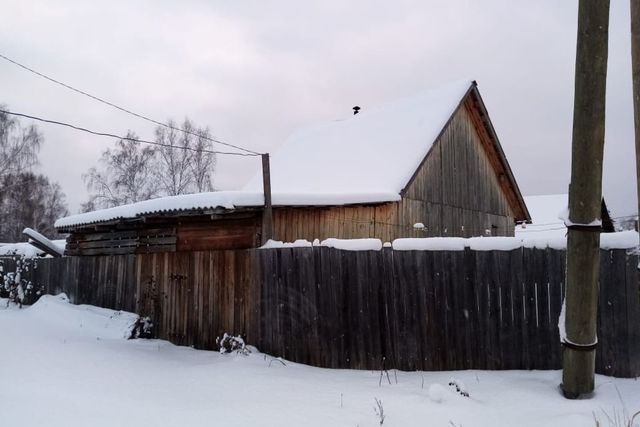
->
xmin=516 ymin=214 xmax=640 ymax=231
xmin=0 ymin=109 xmax=260 ymax=157
xmin=0 ymin=52 xmax=261 ymax=156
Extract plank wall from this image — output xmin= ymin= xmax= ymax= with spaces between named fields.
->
xmin=13 ymin=247 xmax=640 ymax=377
xmin=271 ymin=98 xmax=516 ymax=242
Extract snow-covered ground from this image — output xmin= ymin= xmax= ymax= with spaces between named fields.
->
xmin=1 ymin=295 xmax=639 ymax=427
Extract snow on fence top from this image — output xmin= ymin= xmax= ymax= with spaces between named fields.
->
xmin=55 ymin=190 xmax=400 ymax=228
xmin=260 ymin=231 xmax=639 ymax=252
xmin=243 ymin=79 xmax=473 ymax=196
xmin=23 ymin=227 xmax=65 ymax=257
xmin=0 ymin=242 xmax=43 ymax=258
xmin=0 ymin=239 xmax=66 ymax=258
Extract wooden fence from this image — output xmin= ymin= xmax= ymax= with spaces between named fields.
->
xmin=4 ymin=247 xmax=639 ymax=377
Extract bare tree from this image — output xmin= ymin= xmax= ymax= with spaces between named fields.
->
xmin=0 ymin=106 xmax=42 ymax=181
xmin=42 ymin=182 xmax=69 ymax=230
xmin=154 ymin=118 xmax=217 ymax=195
xmin=0 ymin=172 xmax=68 ymax=241
xmin=155 ymin=119 xmax=195 ymax=196
xmin=82 ymin=118 xmax=217 ymax=211
xmin=191 ymin=126 xmax=216 ymax=192
xmin=83 ymin=132 xmax=158 ymax=209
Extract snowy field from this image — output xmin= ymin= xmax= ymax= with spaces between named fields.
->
xmin=1 ymin=295 xmax=639 ymax=427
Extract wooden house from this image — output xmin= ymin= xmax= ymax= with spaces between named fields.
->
xmin=55 ymin=80 xmax=531 ymax=256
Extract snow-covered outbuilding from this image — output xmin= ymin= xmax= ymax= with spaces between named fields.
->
xmin=515 ymin=193 xmax=614 ymax=239
xmin=55 ymin=80 xmax=530 ymax=256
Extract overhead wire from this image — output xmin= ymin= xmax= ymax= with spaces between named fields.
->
xmin=2 ymin=52 xmax=639 ymax=227
xmin=0 ymin=52 xmax=262 ymax=156
xmin=0 ymin=109 xmax=260 ymax=157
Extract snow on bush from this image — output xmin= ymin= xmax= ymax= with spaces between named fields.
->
xmin=216 ymin=333 xmax=250 ymax=356
xmin=129 ymin=316 xmax=153 ymax=339
xmin=0 ymin=255 xmax=43 ymax=307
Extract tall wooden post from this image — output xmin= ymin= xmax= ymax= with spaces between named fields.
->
xmin=632 ymin=0 xmax=640 ymax=233
xmin=261 ymin=153 xmax=273 ymax=245
xmin=562 ymin=0 xmax=610 ymax=399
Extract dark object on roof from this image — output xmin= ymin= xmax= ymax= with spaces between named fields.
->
xmin=601 ymin=199 xmax=615 ymax=232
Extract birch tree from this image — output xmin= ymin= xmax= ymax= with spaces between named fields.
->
xmin=0 ymin=172 xmax=68 ymax=241
xmin=190 ymin=126 xmax=216 ymax=192
xmin=155 ymin=119 xmax=194 ymax=196
xmin=83 ymin=132 xmax=158 ymax=208
xmin=0 ymin=106 xmax=42 ymax=182
xmin=154 ymin=118 xmax=216 ymax=195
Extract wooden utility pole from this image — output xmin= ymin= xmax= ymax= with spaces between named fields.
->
xmin=632 ymin=0 xmax=640 ymax=232
xmin=562 ymin=0 xmax=610 ymax=399
xmin=261 ymin=153 xmax=273 ymax=245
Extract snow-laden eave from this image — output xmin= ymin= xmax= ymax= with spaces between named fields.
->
xmin=55 ymin=191 xmax=401 ymax=231
xmin=23 ymin=227 xmax=65 ymax=257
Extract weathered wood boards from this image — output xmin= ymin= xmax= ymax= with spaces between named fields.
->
xmin=58 ymin=84 xmax=529 ymax=256
xmin=16 ymin=247 xmax=640 ymax=377
xmin=65 ymin=216 xmax=261 ymax=256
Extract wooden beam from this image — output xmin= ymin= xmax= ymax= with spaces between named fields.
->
xmin=562 ymin=0 xmax=610 ymax=399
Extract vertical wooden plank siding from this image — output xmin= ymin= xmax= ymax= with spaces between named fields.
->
xmin=12 ymin=244 xmax=640 ymax=377
xmin=266 ymin=102 xmax=522 ymax=244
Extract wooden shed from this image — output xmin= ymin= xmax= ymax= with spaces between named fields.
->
xmin=56 ymin=80 xmax=530 ymax=256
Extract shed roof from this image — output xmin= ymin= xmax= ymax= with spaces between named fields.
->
xmin=244 ymin=79 xmax=473 ymax=195
xmin=54 ymin=191 xmax=398 ymax=230
xmin=56 ymin=79 xmax=528 ymax=230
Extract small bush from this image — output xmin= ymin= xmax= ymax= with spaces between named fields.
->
xmin=0 ymin=256 xmax=43 ymax=308
xmin=216 ymin=333 xmax=250 ymax=356
xmin=129 ymin=316 xmax=153 ymax=339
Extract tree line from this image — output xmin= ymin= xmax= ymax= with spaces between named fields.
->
xmin=82 ymin=118 xmax=216 ymax=211
xmin=0 ymin=105 xmax=217 ymax=242
xmin=0 ymin=108 xmax=68 ymax=242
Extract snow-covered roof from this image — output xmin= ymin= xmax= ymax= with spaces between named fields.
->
xmin=244 ymin=79 xmax=473 ymax=195
xmin=515 ymin=194 xmax=568 ymax=239
xmin=57 ymin=80 xmax=477 ymax=229
xmin=0 ymin=240 xmax=66 ymax=258
xmin=55 ymin=190 xmax=400 ymax=229
xmin=23 ymin=227 xmax=65 ymax=257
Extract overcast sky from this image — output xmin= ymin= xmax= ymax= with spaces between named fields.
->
xmin=1 ymin=0 xmax=637 ymax=219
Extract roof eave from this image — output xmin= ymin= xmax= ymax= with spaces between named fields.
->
xmin=469 ymin=86 xmax=531 ymax=222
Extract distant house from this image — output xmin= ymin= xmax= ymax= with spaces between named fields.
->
xmin=515 ymin=193 xmax=614 ymax=239
xmin=55 ymin=80 xmax=530 ymax=256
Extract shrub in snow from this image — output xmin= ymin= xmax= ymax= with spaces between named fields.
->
xmin=593 ymin=408 xmax=640 ymax=427
xmin=216 ymin=333 xmax=250 ymax=356
xmin=0 ymin=255 xmax=43 ymax=308
xmin=129 ymin=316 xmax=153 ymax=339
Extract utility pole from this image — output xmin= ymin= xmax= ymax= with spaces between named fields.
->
xmin=631 ymin=0 xmax=640 ymax=234
xmin=562 ymin=0 xmax=610 ymax=399
xmin=261 ymin=153 xmax=273 ymax=245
